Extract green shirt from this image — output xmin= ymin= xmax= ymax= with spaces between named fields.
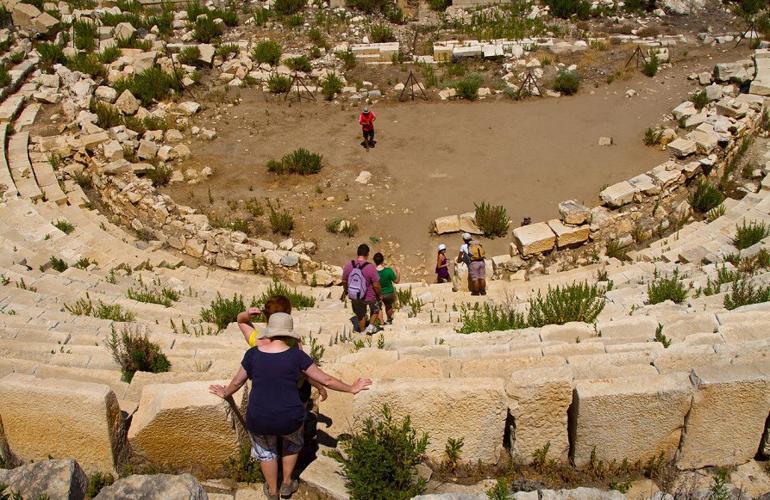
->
xmin=377 ymin=267 xmax=397 ymax=295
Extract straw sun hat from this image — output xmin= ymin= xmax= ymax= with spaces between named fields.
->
xmin=260 ymin=312 xmax=301 ymax=340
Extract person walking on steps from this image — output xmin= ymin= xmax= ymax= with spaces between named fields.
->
xmin=436 ymin=243 xmax=450 ymax=284
xmin=456 ymin=232 xmax=487 ymax=296
xmin=359 ymin=106 xmax=376 ymax=149
xmin=373 ymin=252 xmax=399 ymax=325
xmin=342 ymin=243 xmax=383 ymax=334
xmin=209 ymin=312 xmax=372 ymax=500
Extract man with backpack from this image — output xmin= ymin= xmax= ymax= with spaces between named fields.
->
xmin=342 ymin=243 xmax=383 ymax=334
xmin=456 ymin=233 xmax=486 ymax=296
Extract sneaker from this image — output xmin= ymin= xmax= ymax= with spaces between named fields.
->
xmin=385 ymin=319 xmax=393 ymax=325
xmin=263 ymin=483 xmax=279 ymax=500
xmin=280 ymin=479 xmax=299 ymax=498
xmin=350 ymin=316 xmax=361 ymax=333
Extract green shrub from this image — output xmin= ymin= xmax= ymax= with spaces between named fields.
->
xmin=688 ymin=180 xmax=725 ymax=214
xmin=256 ymin=280 xmax=316 ymax=309
xmin=643 ymin=127 xmax=662 ymax=146
xmin=216 ymin=43 xmax=240 ymax=59
xmin=147 ymin=164 xmax=173 ymax=186
xmin=457 ymin=302 xmax=527 ymax=334
xmin=647 ymin=269 xmax=688 ymax=304
xmin=486 ymin=478 xmax=509 ymax=500
xmin=553 ymin=70 xmax=580 ymax=95
xmin=252 ymin=6 xmax=270 ymax=25
xmin=225 ymin=444 xmax=264 ymax=483
xmin=428 ymin=0 xmax=450 ymax=10
xmin=99 ymin=46 xmax=121 ymax=64
xmin=0 ymin=66 xmax=9 ymax=88
xmin=115 ymin=35 xmax=152 ymax=50
xmin=704 ymin=265 xmax=738 ymax=296
xmin=8 ymin=51 xmax=24 ymax=65
xmin=321 ymin=72 xmax=343 ymax=100
xmin=100 ymin=11 xmax=142 ymax=27
xmin=49 ymin=256 xmax=68 ymax=272
xmin=283 ymin=13 xmax=304 ymax=27
xmin=544 ymin=0 xmax=590 ymax=18
xmin=337 ymin=49 xmax=356 ymax=70
xmin=267 ymin=73 xmax=292 ymax=93
xmin=527 ymin=281 xmax=606 ymax=327
xmin=329 ymin=405 xmax=428 ymax=500
xmin=74 ymin=257 xmax=94 ymax=269
xmin=124 ymin=115 xmax=146 ymax=134
xmin=192 ymin=16 xmax=223 ymax=43
xmin=474 ymin=201 xmax=509 ymax=238
xmin=178 ymin=45 xmax=201 ymax=65
xmin=37 ymin=42 xmax=65 ymax=73
xmin=454 ymin=73 xmax=483 ymax=101
xmin=200 ymin=293 xmax=248 ymax=331
xmin=724 ymin=277 xmax=770 ymax=310
xmin=113 ymin=66 xmax=181 ymax=106
xmin=73 ymin=19 xmax=98 ymax=51
xmin=143 ymin=115 xmax=170 ymax=131
xmin=345 ymin=0 xmax=390 ymax=13
xmin=54 ymin=219 xmax=75 ymax=234
xmin=285 ymin=55 xmax=312 ymax=73
xmin=268 ymin=147 xmax=323 ymax=175
xmin=642 ymin=52 xmax=659 ymax=77
xmin=66 ymin=52 xmax=106 ymax=78
xmin=65 ymin=293 xmax=136 ymax=322
xmin=186 ymin=0 xmax=208 ymax=20
xmin=690 ymin=90 xmax=708 ymax=110
xmin=654 ymin=323 xmax=671 ymax=348
xmin=127 ymin=282 xmax=179 ymax=307
xmin=369 ymin=22 xmax=395 ymax=43
xmin=212 ymin=7 xmax=238 ymax=26
xmin=733 ymin=220 xmax=770 ymax=250
xmin=269 ymin=206 xmax=294 ymax=235
xmin=308 ymin=27 xmax=329 ymax=49
xmin=86 ymin=472 xmax=114 ymax=498
xmin=107 ymin=325 xmax=170 ymax=382
xmin=274 ymin=0 xmax=306 ymax=15
xmin=252 ymin=40 xmax=282 ymax=66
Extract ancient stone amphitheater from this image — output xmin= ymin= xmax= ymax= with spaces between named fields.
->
xmin=0 ymin=1 xmax=769 ymax=499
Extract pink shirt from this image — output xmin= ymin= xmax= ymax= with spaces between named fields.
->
xmin=342 ymin=259 xmax=380 ymax=302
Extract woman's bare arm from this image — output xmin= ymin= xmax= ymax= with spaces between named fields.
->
xmin=304 ymin=364 xmax=372 ymax=394
xmin=209 ymin=367 xmax=248 ymax=398
xmin=236 ymin=307 xmax=261 ymax=344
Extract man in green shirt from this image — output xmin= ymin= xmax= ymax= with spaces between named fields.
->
xmin=373 ymin=252 xmax=400 ymax=325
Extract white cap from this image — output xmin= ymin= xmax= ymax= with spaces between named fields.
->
xmin=438 ymin=243 xmax=446 ymax=251
xmin=462 ymin=232 xmax=472 ymax=241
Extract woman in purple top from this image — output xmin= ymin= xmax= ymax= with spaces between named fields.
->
xmin=210 ymin=313 xmax=372 ymax=500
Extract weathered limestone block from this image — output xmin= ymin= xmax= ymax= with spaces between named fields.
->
xmin=512 ymin=222 xmax=556 ymax=256
xmin=687 ymin=130 xmax=718 ymax=154
xmin=0 ymin=374 xmax=126 ymax=473
xmin=676 ymin=364 xmax=770 ymax=469
xmin=599 ymin=181 xmax=638 ymax=208
xmin=546 ymin=219 xmax=589 ymax=248
xmin=628 ymin=174 xmax=660 ymax=195
xmin=459 ymin=212 xmax=483 ymax=234
xmin=672 ymin=101 xmax=696 ymax=120
xmin=571 ymin=373 xmax=693 ymax=466
xmin=353 ymin=378 xmax=507 ymax=463
xmin=750 ymin=50 xmax=770 ymax=96
xmin=558 ymin=200 xmax=590 ymax=225
xmin=648 ymin=161 xmax=683 ymax=187
xmin=506 ymin=367 xmax=573 ymax=463
xmin=433 ymin=215 xmax=460 ymax=234
xmin=127 ymin=381 xmax=247 ymax=477
xmin=714 ymin=60 xmax=753 ymax=83
xmin=94 ymin=473 xmax=206 ymax=500
xmin=539 ymin=488 xmax=625 ymax=500
xmin=0 ymin=459 xmax=87 ymax=500
xmin=11 ymin=3 xmax=41 ymax=31
xmin=667 ymin=138 xmax=696 ymax=158
xmin=32 ymin=12 xmax=58 ymax=34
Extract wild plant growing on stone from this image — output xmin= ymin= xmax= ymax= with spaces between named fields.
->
xmin=724 ymin=277 xmax=770 ymax=310
xmin=553 ymin=69 xmax=580 ymax=95
xmin=474 ymin=201 xmax=509 ymax=237
xmin=252 ymin=40 xmax=282 ymax=66
xmin=527 ymin=281 xmax=606 ymax=327
xmin=454 ymin=73 xmax=483 ymax=101
xmin=255 ymin=280 xmax=316 ymax=309
xmin=688 ymin=180 xmax=724 ymax=214
xmin=66 ymin=293 xmax=136 ymax=322
xmin=54 ymin=219 xmax=75 ymax=234
xmin=369 ymin=22 xmax=395 ymax=42
xmin=107 ymin=325 xmax=170 ymax=382
xmin=457 ymin=301 xmax=527 ymax=333
xmin=647 ymin=269 xmax=688 ymax=305
xmin=654 ymin=324 xmax=671 ymax=348
xmin=73 ymin=19 xmax=98 ymax=51
xmin=267 ymin=73 xmax=292 ymax=93
xmin=321 ymin=72 xmax=344 ymax=100
xmin=48 ymin=256 xmax=68 ymax=273
xmin=642 ymin=52 xmax=659 ymax=77
xmin=200 ymin=293 xmax=250 ymax=331
xmin=178 ymin=46 xmax=201 ymax=66
xmin=733 ymin=220 xmax=770 ymax=250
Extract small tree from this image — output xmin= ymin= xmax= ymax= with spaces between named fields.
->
xmin=553 ymin=70 xmax=580 ymax=95
xmin=329 ymin=405 xmax=429 ymax=500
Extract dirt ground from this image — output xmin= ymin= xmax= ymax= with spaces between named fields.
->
xmin=164 ymin=43 xmax=753 ymax=280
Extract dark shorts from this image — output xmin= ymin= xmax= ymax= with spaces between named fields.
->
xmin=351 ymin=299 xmax=380 ymax=319
xmin=382 ymin=293 xmax=396 ymax=309
xmin=363 ymin=129 xmax=374 ymax=140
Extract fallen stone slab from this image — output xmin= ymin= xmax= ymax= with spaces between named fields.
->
xmin=667 ymin=138 xmax=696 ymax=158
xmin=512 ymin=222 xmax=556 ymax=256
xmin=433 ymin=215 xmax=460 ymax=234
xmin=0 ymin=374 xmax=126 ymax=473
xmin=0 ymin=459 xmax=87 ymax=500
xmin=676 ymin=364 xmax=770 ymax=469
xmin=599 ymin=181 xmax=638 ymax=208
xmin=353 ymin=378 xmax=507 ymax=463
xmin=571 ymin=373 xmax=693 ymax=467
xmin=546 ymin=219 xmax=589 ymax=248
xmin=558 ymin=200 xmax=590 ymax=225
xmin=127 ymin=381 xmax=247 ymax=477
xmin=628 ymin=173 xmax=660 ymax=195
xmin=94 ymin=473 xmax=206 ymax=500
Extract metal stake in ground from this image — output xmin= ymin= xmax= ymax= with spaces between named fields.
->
xmin=284 ymin=73 xmax=316 ymax=103
xmin=399 ymin=69 xmax=428 ymax=102
xmin=516 ymin=71 xmax=543 ymax=99
xmin=735 ymin=19 xmax=757 ymax=48
xmin=624 ymin=45 xmax=648 ymax=71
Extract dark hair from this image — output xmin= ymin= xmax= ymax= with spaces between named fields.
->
xmin=263 ymin=295 xmax=291 ymax=319
xmin=373 ymin=252 xmax=384 ymax=265
xmin=357 ymin=244 xmax=370 ymax=257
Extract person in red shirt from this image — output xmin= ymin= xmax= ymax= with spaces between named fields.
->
xmin=358 ymin=106 xmax=376 ymax=148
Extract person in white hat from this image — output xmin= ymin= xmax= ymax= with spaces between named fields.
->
xmin=456 ymin=233 xmax=486 ymax=295
xmin=358 ymin=106 xmax=376 ymax=149
xmin=435 ymin=243 xmax=450 ymax=283
xmin=209 ymin=312 xmax=372 ymax=500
